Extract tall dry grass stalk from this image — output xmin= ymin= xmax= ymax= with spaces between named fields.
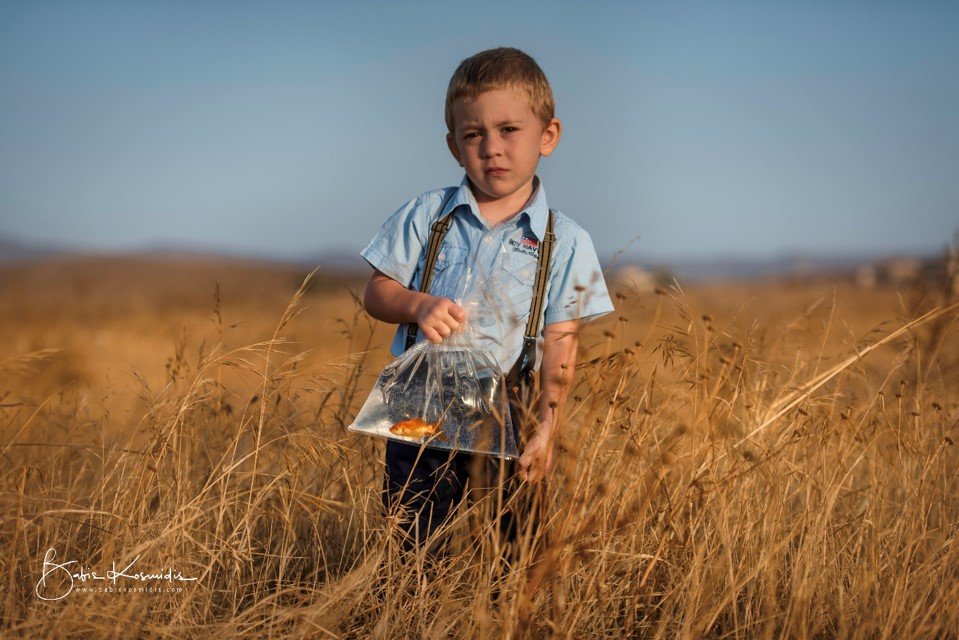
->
xmin=1 ymin=263 xmax=958 ymax=639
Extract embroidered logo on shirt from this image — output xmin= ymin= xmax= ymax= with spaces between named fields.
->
xmin=508 ymin=236 xmax=539 ymax=258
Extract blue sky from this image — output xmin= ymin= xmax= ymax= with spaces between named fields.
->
xmin=1 ymin=1 xmax=956 ymax=262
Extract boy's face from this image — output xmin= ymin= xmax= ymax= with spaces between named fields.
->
xmin=446 ymin=87 xmax=561 ymax=206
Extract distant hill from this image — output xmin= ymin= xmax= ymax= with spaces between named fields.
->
xmin=608 ymin=250 xmax=941 ymax=282
xmin=0 ymin=235 xmax=370 ymax=275
xmin=0 ymin=236 xmax=77 ymax=263
xmin=288 ymin=249 xmax=369 ymax=273
xmin=0 ymin=234 xmax=941 ymax=282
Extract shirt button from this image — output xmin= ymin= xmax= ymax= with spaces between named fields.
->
xmin=484 ymin=236 xmax=492 ymax=245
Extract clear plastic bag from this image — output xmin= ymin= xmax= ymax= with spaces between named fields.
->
xmin=348 ymin=234 xmax=519 ymax=458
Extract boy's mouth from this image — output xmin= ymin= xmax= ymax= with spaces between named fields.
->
xmin=485 ymin=168 xmax=508 ymax=176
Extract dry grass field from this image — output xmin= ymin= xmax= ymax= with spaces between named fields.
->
xmin=1 ymin=253 xmax=957 ymax=639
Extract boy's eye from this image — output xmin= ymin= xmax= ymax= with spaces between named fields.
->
xmin=463 ymin=132 xmax=481 ymax=140
xmin=502 ymin=127 xmax=518 ymax=133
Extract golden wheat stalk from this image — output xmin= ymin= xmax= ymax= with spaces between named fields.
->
xmin=737 ymin=300 xmax=959 ymax=446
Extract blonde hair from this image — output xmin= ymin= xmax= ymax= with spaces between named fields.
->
xmin=445 ymin=47 xmax=555 ymax=134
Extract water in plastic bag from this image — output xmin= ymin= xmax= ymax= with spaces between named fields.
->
xmin=348 ymin=343 xmax=518 ymax=458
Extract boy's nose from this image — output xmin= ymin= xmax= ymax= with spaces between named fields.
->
xmin=480 ymin=133 xmax=503 ymax=157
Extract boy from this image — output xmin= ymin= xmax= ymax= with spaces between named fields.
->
xmin=361 ymin=47 xmax=613 ymax=553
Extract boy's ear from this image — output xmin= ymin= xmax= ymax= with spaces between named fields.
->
xmin=446 ymin=132 xmax=464 ymax=167
xmin=540 ymin=118 xmax=562 ymax=157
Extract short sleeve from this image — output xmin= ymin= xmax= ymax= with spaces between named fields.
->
xmin=359 ymin=195 xmax=429 ymax=286
xmin=543 ymin=228 xmax=615 ymax=325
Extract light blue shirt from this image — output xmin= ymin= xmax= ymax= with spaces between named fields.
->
xmin=361 ymin=175 xmax=615 ymax=373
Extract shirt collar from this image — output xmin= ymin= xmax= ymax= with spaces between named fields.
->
xmin=442 ymin=174 xmax=550 ymax=240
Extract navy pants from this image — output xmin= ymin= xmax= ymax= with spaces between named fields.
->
xmin=382 ymin=401 xmax=534 ymax=555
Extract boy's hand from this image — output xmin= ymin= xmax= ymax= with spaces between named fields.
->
xmin=415 ymin=295 xmax=467 ymax=343
xmin=518 ymin=424 xmax=554 ymax=483
xmin=518 ymin=319 xmax=578 ymax=483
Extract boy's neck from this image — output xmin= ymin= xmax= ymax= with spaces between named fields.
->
xmin=470 ymin=176 xmax=536 ymax=228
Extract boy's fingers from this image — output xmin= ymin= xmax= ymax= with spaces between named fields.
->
xmin=518 ymin=452 xmax=533 ymax=481
xmin=518 ymin=448 xmax=549 ymax=483
xmin=448 ymin=303 xmax=467 ymax=322
xmin=420 ymin=318 xmax=461 ymax=343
